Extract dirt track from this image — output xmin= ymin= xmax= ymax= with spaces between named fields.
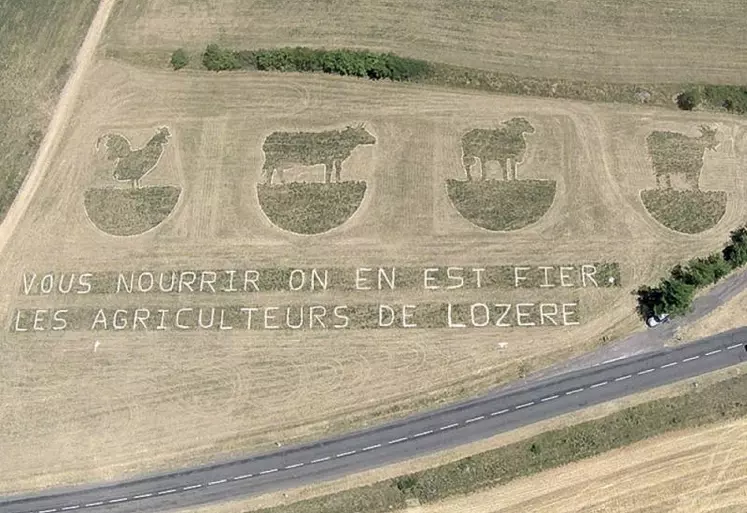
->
xmin=0 ymin=0 xmax=117 ymax=261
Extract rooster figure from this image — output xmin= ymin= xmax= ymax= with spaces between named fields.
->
xmin=97 ymin=127 xmax=171 ymax=188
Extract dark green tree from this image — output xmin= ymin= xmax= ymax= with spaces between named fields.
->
xmin=676 ymin=89 xmax=700 ymax=111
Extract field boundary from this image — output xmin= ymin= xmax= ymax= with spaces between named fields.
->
xmin=0 ymin=0 xmax=118 ymax=258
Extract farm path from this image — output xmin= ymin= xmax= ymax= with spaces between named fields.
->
xmin=0 ymin=0 xmax=118 ymax=259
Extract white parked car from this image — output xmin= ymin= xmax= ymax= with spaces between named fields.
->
xmin=646 ymin=312 xmax=670 ymax=327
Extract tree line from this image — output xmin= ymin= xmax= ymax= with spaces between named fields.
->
xmin=638 ymin=226 xmax=747 ymax=318
xmin=197 ymin=44 xmax=432 ymax=81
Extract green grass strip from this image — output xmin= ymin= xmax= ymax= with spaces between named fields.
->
xmin=254 ymin=369 xmax=747 ymax=513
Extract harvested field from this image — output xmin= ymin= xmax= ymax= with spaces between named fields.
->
xmin=0 ymin=0 xmax=99 ymax=222
xmin=103 ymin=0 xmax=747 ymax=85
xmin=390 ymin=417 xmax=747 ymax=513
xmin=1 ymin=60 xmax=746 ymax=495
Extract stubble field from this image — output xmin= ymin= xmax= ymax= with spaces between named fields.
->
xmin=1 ymin=56 xmax=746 ymax=494
xmin=102 ymin=0 xmax=747 ymax=85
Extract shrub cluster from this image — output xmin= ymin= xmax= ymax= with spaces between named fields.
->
xmin=676 ymin=85 xmax=747 ymax=114
xmin=170 ymin=48 xmax=189 ymax=70
xmin=202 ymin=44 xmax=432 ymax=81
xmin=638 ymin=227 xmax=747 ymax=317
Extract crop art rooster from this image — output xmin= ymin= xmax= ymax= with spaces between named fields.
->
xmin=97 ymin=127 xmax=171 ymax=188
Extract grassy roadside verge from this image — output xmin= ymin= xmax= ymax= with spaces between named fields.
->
xmin=252 ymin=367 xmax=747 ymax=513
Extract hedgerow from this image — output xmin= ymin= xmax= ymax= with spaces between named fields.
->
xmin=637 ymin=226 xmax=747 ymax=317
xmin=202 ymin=44 xmax=432 ymax=81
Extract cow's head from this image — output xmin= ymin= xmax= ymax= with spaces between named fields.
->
xmin=344 ymin=123 xmax=376 ymax=146
xmin=505 ymin=117 xmax=535 ymax=135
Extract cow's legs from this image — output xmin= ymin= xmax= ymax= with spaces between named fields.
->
xmin=323 ymin=162 xmax=332 ymax=183
xmin=278 ymin=168 xmax=285 ymax=184
xmin=334 ymin=160 xmax=342 ymax=182
xmin=666 ymin=174 xmax=672 ymax=189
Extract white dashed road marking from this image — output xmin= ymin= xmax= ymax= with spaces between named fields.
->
xmin=27 ymin=348 xmax=745 ymax=513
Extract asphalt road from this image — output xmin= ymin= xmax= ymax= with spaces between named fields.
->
xmin=2 ymin=328 xmax=746 ymax=513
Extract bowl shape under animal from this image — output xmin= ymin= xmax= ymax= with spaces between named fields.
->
xmin=640 ymin=189 xmax=727 ymax=234
xmin=446 ymin=179 xmax=556 ymax=231
xmin=84 ymin=186 xmax=181 ymax=236
xmin=257 ymin=181 xmax=367 ymax=235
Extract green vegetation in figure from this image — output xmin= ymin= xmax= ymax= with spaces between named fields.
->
xmin=98 ymin=127 xmax=171 ymax=188
xmin=261 ymin=124 xmax=376 ymax=184
xmin=461 ymin=118 xmax=535 ymax=181
xmin=646 ymin=126 xmax=718 ymax=189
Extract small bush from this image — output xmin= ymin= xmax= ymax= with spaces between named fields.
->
xmin=203 ymin=43 xmax=241 ymax=71
xmin=676 ymin=89 xmax=700 ymax=110
xmin=723 ymin=227 xmax=747 ymax=268
xmin=170 ymin=48 xmax=189 ymax=70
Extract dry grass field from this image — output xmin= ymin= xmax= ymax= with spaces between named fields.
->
xmin=0 ymin=0 xmax=98 ymax=221
xmin=175 ymin=364 xmax=747 ymax=513
xmin=405 ymin=417 xmax=747 ymax=513
xmin=102 ymin=0 xmax=747 ymax=85
xmin=1 ymin=55 xmax=746 ymax=495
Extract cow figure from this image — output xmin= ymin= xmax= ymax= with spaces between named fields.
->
xmin=646 ymin=126 xmax=718 ymax=189
xmin=461 ymin=117 xmax=535 ymax=181
xmin=262 ymin=124 xmax=376 ymax=185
